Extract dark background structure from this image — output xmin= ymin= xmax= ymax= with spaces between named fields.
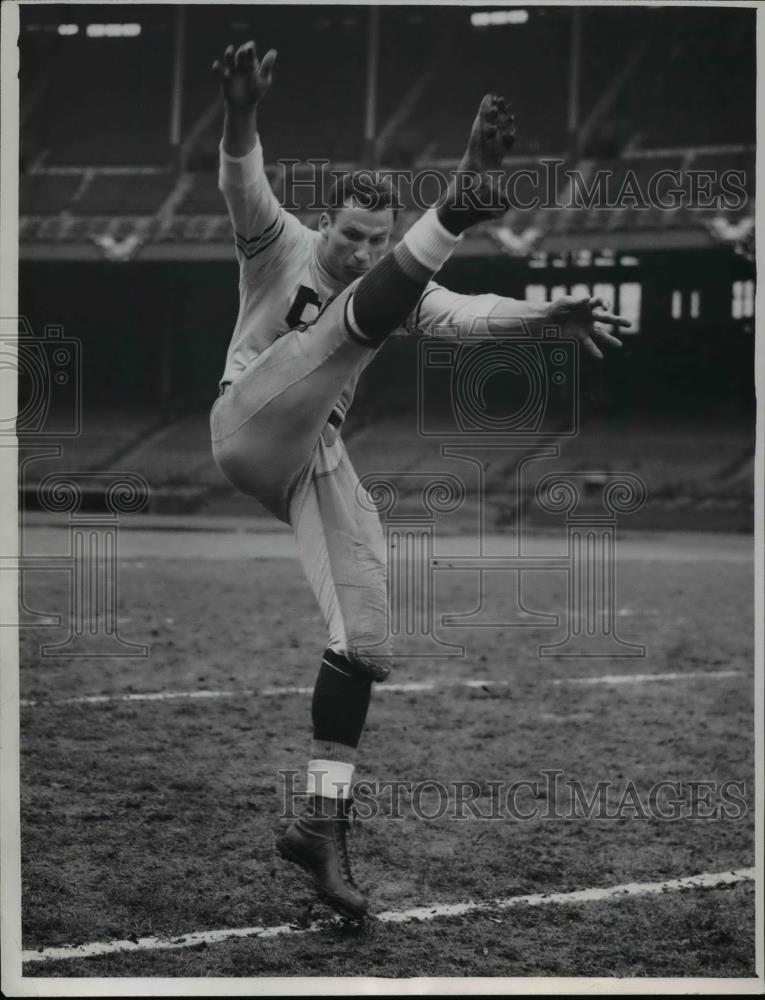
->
xmin=17 ymin=4 xmax=756 ymax=526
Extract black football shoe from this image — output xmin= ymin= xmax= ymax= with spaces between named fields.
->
xmin=276 ymin=795 xmax=368 ymax=920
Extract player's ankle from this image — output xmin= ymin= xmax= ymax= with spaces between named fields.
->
xmin=437 ymin=171 xmax=504 ymax=234
xmin=436 ymin=196 xmax=472 ymax=236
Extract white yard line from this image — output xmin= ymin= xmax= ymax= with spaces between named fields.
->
xmin=19 ymin=669 xmax=744 ymax=708
xmin=22 ymin=525 xmax=756 ymax=564
xmin=21 ymin=867 xmax=755 ymax=965
xmin=553 ymin=669 xmax=742 ymax=686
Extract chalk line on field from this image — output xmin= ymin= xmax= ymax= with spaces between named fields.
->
xmin=21 ymin=867 xmax=755 ymax=965
xmin=550 ymin=669 xmax=742 ymax=686
xmin=19 ymin=669 xmax=744 ymax=708
xmin=22 ymin=525 xmax=755 ymax=564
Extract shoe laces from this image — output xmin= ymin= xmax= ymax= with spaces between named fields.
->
xmin=334 ymin=805 xmax=359 ymax=888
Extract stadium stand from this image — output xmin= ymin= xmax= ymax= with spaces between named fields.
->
xmin=154 ymin=215 xmax=230 ymax=244
xmin=174 ymin=173 xmax=223 ymax=216
xmin=20 ymin=6 xmax=755 ymax=168
xmin=19 ymin=410 xmax=161 ymax=484
xmin=105 ymin=410 xmax=229 ymax=488
xmin=16 ymin=4 xmax=756 ymax=528
xmin=687 ymin=150 xmax=756 ymax=198
xmin=34 ymin=402 xmax=745 ymax=524
xmin=74 ymin=172 xmax=177 ymax=215
xmin=20 ymin=173 xmax=83 ymax=215
xmin=17 ymin=146 xmax=755 ymax=250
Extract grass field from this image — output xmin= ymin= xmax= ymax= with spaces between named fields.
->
xmin=17 ymin=527 xmax=757 ymax=980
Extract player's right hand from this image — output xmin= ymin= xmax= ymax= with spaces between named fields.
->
xmin=212 ymin=40 xmax=277 ymax=111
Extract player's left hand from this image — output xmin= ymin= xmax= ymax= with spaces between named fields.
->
xmin=547 ymin=295 xmax=630 ymax=359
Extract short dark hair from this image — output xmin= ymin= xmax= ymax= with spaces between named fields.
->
xmin=326 ymin=171 xmax=400 ymax=221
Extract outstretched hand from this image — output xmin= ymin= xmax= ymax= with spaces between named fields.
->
xmin=212 ymin=40 xmax=277 ymax=111
xmin=548 ymin=295 xmax=630 ymax=359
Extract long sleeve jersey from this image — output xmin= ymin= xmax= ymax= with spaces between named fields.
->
xmin=219 ymin=138 xmax=546 ymax=418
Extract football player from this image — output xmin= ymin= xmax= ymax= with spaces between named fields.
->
xmin=210 ymin=39 xmax=628 ymax=920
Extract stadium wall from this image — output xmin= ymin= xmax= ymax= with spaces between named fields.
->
xmin=19 ymin=249 xmax=755 ymax=421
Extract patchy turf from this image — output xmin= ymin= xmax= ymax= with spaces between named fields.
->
xmin=30 ymin=884 xmax=756 ymax=978
xmin=18 ymin=548 xmax=756 ymax=978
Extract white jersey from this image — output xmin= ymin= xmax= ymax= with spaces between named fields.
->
xmin=219 ymin=137 xmax=545 ymax=417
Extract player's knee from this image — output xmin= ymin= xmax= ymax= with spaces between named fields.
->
xmin=349 ymin=649 xmax=393 ymax=683
xmin=347 ymin=637 xmax=394 ymax=683
xmin=211 ymin=437 xmax=289 ymax=522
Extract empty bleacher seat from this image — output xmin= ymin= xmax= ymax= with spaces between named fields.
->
xmin=75 ymin=173 xmax=176 ymax=215
xmin=176 ymin=174 xmax=227 ymax=215
xmin=20 ymin=173 xmax=81 ymax=215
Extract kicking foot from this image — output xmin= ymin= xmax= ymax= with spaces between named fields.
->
xmin=276 ymin=797 xmax=368 ymax=921
xmin=460 ymin=93 xmax=516 ymax=174
xmin=438 ymin=93 xmax=516 ymax=232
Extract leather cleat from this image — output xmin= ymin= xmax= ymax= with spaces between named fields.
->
xmin=276 ymin=796 xmax=368 ymax=920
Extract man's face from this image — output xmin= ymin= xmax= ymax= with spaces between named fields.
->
xmin=319 ymin=201 xmax=395 ymax=286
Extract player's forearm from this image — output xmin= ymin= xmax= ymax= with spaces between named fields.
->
xmin=222 ymin=107 xmax=259 ymax=158
xmin=486 ymin=298 xmax=552 ymax=337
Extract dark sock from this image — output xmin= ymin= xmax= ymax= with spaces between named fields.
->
xmin=349 ymin=244 xmax=433 ymax=347
xmin=436 ymin=172 xmax=485 ymax=235
xmin=349 ymin=207 xmax=462 ymax=347
xmin=311 ymin=648 xmax=372 ymax=758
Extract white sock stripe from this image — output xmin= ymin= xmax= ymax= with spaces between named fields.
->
xmin=402 ymin=207 xmax=462 ymax=272
xmin=321 ymin=657 xmax=352 ymax=677
xmin=306 ymin=759 xmax=355 ymax=799
xmin=344 ymin=293 xmax=372 ymax=344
